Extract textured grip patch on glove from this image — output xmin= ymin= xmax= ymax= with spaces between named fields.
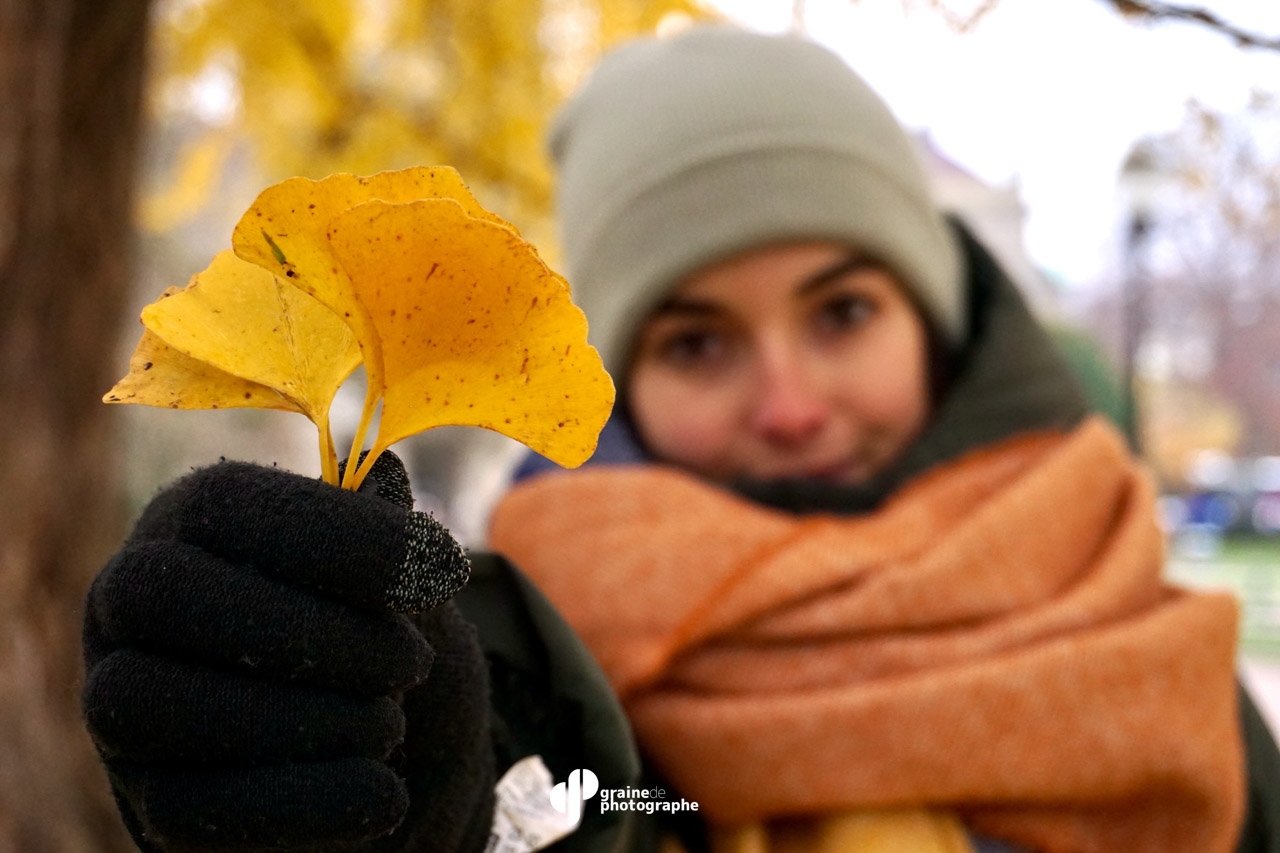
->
xmin=343 ymin=451 xmax=472 ymax=614
xmin=390 ymin=512 xmax=472 ymax=614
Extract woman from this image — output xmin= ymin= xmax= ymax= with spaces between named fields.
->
xmin=487 ymin=24 xmax=1278 ymax=853
xmin=82 ymin=24 xmax=1278 ymax=853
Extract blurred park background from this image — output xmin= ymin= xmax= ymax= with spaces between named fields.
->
xmin=3 ymin=0 xmax=1279 ymax=849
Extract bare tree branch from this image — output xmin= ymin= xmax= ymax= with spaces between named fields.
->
xmin=916 ymin=0 xmax=1002 ymax=33
xmin=910 ymin=0 xmax=1280 ymax=47
xmin=916 ymin=0 xmax=1280 ymax=48
xmin=1102 ymin=0 xmax=1280 ymax=51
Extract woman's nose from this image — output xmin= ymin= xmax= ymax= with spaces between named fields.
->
xmin=749 ymin=349 xmax=829 ymax=445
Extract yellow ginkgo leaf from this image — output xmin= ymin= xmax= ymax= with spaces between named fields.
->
xmin=134 ymin=249 xmax=363 ymax=484
xmin=325 ymin=197 xmax=615 ymax=472
xmin=141 ymin=249 xmax=362 ymax=417
xmin=230 ymin=166 xmax=513 ymax=350
xmin=229 ymin=166 xmax=514 ymax=465
xmin=104 ymin=327 xmax=304 ymax=414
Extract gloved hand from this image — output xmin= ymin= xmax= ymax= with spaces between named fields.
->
xmin=82 ymin=453 xmax=495 ymax=852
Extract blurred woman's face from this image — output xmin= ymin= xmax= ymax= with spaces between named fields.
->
xmin=627 ymin=242 xmax=932 ymax=486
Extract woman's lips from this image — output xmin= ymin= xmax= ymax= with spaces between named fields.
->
xmin=805 ymin=461 xmax=866 ymax=484
xmin=755 ymin=457 xmax=870 ymax=485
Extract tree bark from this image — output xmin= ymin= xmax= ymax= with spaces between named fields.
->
xmin=0 ymin=0 xmax=151 ymax=848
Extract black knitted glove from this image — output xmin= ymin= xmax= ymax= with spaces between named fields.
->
xmin=82 ymin=453 xmax=495 ymax=853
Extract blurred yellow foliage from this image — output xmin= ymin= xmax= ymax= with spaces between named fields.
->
xmin=147 ymin=0 xmax=713 ymax=240
xmin=138 ymin=133 xmax=234 ymax=231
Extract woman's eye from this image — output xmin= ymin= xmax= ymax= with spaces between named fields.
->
xmin=658 ymin=329 xmax=726 ymax=368
xmin=815 ymin=293 xmax=875 ymax=333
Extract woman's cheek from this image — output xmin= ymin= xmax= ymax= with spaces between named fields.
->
xmin=631 ymin=380 xmax=737 ymax=476
xmin=850 ymin=315 xmax=931 ymax=431
xmin=671 ymin=410 xmax=735 ymax=473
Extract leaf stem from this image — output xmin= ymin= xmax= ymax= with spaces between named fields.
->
xmin=318 ymin=416 xmax=339 ymax=486
xmin=341 ymin=384 xmax=380 ymax=489
xmin=348 ymin=440 xmax=385 ymax=491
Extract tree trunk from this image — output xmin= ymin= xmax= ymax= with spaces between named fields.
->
xmin=0 ymin=0 xmax=151 ymax=849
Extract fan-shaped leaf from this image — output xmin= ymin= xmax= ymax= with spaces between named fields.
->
xmin=104 ymin=327 xmax=303 ymax=413
xmin=326 ymin=197 xmax=614 ymax=468
xmin=139 ymin=250 xmax=362 ymax=421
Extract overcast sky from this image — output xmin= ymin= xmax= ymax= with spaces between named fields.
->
xmin=706 ymin=0 xmax=1280 ymax=286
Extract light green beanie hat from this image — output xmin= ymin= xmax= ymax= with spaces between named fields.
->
xmin=549 ymin=24 xmax=966 ymax=381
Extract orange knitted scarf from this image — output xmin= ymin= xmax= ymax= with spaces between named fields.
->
xmin=488 ymin=418 xmax=1244 ymax=852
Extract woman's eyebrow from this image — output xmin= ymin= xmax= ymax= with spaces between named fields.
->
xmin=797 ymin=256 xmax=876 ymax=296
xmin=650 ymin=296 xmax=721 ymax=317
xmin=652 ymin=255 xmax=875 ymax=316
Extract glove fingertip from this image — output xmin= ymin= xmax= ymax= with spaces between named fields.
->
xmin=387 ymin=512 xmax=471 ymax=614
xmin=343 ymin=451 xmax=413 ymax=510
